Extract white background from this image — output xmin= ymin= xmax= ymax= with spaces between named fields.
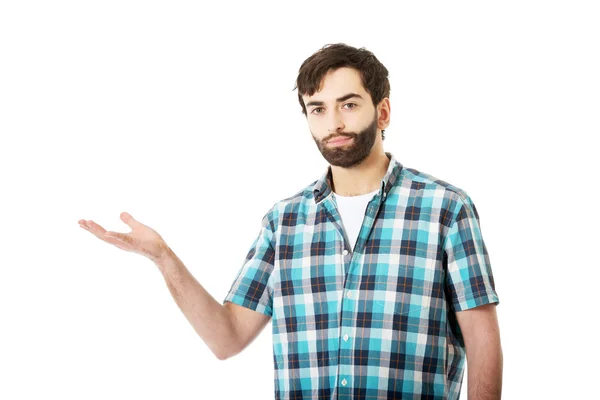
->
xmin=1 ymin=1 xmax=598 ymax=398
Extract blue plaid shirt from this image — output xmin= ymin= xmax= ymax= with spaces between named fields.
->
xmin=224 ymin=152 xmax=499 ymax=399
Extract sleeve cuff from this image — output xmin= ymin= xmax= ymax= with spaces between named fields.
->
xmin=223 ymin=291 xmax=273 ymax=317
xmin=451 ymin=289 xmax=500 ymax=312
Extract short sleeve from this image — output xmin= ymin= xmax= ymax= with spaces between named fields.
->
xmin=222 ymin=211 xmax=276 ymax=317
xmin=443 ymin=195 xmax=499 ymax=312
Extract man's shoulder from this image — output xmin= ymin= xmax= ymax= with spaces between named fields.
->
xmin=401 ymin=165 xmax=471 ymax=203
xmin=262 ymin=166 xmax=476 ymax=224
xmin=274 ymin=179 xmax=318 ymax=208
xmin=258 ymin=179 xmax=319 ymax=227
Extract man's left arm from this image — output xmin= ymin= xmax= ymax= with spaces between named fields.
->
xmin=456 ymin=303 xmax=503 ymax=400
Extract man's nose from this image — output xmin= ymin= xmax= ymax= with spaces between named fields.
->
xmin=327 ymin=109 xmax=345 ymax=133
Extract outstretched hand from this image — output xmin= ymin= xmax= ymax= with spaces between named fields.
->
xmin=78 ymin=212 xmax=170 ymax=263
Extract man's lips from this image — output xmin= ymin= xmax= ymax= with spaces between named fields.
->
xmin=328 ymin=136 xmax=353 ymax=145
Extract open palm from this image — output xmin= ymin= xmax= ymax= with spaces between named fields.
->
xmin=78 ymin=212 xmax=169 ymax=262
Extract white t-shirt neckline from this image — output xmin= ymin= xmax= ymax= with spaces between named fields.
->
xmin=333 ymin=189 xmax=380 ymax=251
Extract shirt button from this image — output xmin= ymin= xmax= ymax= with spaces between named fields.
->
xmin=341 ymin=378 xmax=347 ymax=386
xmin=343 ymin=333 xmax=349 ymax=341
xmin=346 ymin=290 xmax=353 ymax=298
xmin=342 ymin=249 xmax=349 ymax=256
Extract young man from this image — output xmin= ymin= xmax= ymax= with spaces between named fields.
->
xmin=79 ymin=43 xmax=502 ymax=399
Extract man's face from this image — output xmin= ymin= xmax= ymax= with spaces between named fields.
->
xmin=302 ymin=67 xmax=380 ymax=168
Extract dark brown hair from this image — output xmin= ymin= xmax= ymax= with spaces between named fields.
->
xmin=293 ymin=43 xmax=391 ymax=118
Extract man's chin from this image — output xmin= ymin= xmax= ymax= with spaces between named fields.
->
xmin=321 ymin=151 xmax=366 ymax=168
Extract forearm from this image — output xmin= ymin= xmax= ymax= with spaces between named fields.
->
xmin=154 ymin=248 xmax=238 ymax=360
xmin=467 ymin=343 xmax=503 ymax=400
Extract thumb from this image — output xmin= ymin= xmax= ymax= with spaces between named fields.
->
xmin=120 ymin=212 xmax=142 ymax=229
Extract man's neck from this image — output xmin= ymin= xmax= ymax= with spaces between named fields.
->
xmin=330 ymin=149 xmax=390 ymax=197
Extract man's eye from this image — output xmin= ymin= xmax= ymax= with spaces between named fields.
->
xmin=311 ymin=104 xmax=355 ymax=114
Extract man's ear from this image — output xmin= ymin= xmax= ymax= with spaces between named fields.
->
xmin=377 ymin=98 xmax=391 ymax=131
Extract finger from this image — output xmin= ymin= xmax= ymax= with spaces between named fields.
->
xmin=86 ymin=220 xmax=103 ymax=231
xmin=82 ymin=221 xmax=111 ymax=239
xmin=120 ymin=212 xmax=143 ymax=230
xmin=79 ymin=220 xmax=103 ymax=235
xmin=79 ymin=221 xmax=134 ymax=250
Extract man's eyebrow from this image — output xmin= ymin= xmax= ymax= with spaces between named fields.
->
xmin=305 ymin=93 xmax=364 ymax=108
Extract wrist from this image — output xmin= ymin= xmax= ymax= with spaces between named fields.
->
xmin=153 ymin=242 xmax=175 ymax=267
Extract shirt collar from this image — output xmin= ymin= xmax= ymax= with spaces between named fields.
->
xmin=312 ymin=152 xmax=403 ymax=205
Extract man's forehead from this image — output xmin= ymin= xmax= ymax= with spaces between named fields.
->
xmin=303 ymin=67 xmax=367 ymax=103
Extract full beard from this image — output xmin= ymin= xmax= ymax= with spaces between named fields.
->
xmin=314 ymin=113 xmax=379 ymax=168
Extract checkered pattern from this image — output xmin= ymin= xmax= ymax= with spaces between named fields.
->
xmin=223 ymin=152 xmax=499 ymax=399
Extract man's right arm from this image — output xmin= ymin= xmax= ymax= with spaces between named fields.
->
xmin=155 ymin=248 xmax=270 ymax=360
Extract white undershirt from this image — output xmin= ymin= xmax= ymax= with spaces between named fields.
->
xmin=333 ymin=189 xmax=380 ymax=251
